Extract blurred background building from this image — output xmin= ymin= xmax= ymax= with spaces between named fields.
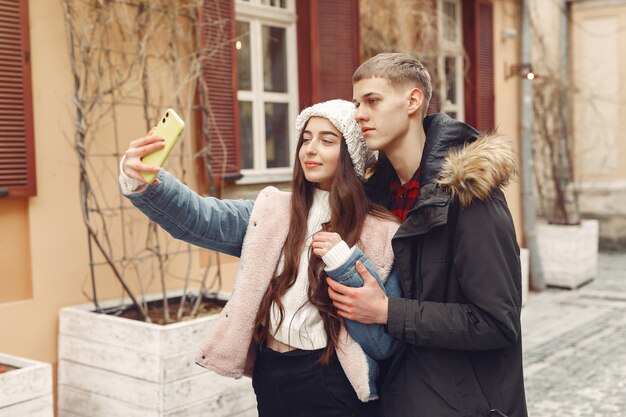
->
xmin=1 ymin=0 xmax=625 ymax=414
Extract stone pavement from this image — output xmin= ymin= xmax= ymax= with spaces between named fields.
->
xmin=522 ymin=252 xmax=626 ymax=417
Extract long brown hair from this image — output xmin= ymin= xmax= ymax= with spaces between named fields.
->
xmin=253 ymin=121 xmax=393 ymax=365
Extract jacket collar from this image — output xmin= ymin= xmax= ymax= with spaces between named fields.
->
xmin=364 ymin=113 xmax=479 ymax=206
xmin=420 ymin=113 xmax=480 ymax=185
xmin=366 ymin=113 xmax=517 ymax=214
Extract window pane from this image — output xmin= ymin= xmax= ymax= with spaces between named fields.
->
xmin=239 ymin=101 xmax=254 ymax=169
xmin=236 ymin=21 xmax=251 ymax=91
xmin=262 ymin=26 xmax=287 ymax=92
xmin=445 ymin=56 xmax=457 ymax=104
xmin=443 ymin=1 xmax=457 ymax=43
xmin=265 ymin=102 xmax=289 ymax=168
xmin=258 ymin=0 xmax=287 ymax=8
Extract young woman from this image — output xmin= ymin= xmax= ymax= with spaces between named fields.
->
xmin=120 ymin=99 xmax=401 ymax=417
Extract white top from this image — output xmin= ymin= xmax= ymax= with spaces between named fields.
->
xmin=268 ymin=188 xmax=352 ymax=350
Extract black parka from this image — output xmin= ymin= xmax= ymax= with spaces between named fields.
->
xmin=365 ymin=114 xmax=528 ymax=417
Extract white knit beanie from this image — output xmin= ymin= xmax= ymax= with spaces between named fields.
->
xmin=295 ymin=99 xmax=378 ymax=180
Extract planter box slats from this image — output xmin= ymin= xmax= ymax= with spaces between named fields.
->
xmin=58 ymin=296 xmax=257 ymax=416
xmin=537 ymin=219 xmax=599 ymax=289
xmin=59 ymin=304 xmax=219 ymax=357
xmin=0 ymin=353 xmax=53 ymax=417
xmin=59 ymin=335 xmax=206 ymax=383
xmin=0 ymin=396 xmax=53 ymax=417
xmin=58 ymin=382 xmax=256 ymax=417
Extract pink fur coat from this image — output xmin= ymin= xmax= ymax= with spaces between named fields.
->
xmin=195 ymin=186 xmax=398 ymax=401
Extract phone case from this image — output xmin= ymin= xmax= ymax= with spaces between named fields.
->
xmin=140 ymin=108 xmax=186 ymax=183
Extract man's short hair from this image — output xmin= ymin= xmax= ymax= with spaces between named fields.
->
xmin=353 ymin=52 xmax=432 ymax=111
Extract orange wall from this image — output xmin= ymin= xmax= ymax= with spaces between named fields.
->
xmin=0 ymin=0 xmax=238 ymax=365
xmin=0 ymin=0 xmax=83 ymax=361
xmin=0 ymin=198 xmax=32 ymax=303
xmin=494 ymin=0 xmax=524 ymax=241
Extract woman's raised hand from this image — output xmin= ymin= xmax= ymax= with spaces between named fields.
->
xmin=122 ymin=129 xmax=165 ymax=184
xmin=311 ymin=231 xmax=343 ymax=258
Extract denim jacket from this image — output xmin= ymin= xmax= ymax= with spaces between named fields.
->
xmin=123 ymin=170 xmax=400 ymax=400
xmin=326 ymin=248 xmax=402 ymax=359
xmin=325 ymin=248 xmax=402 ymax=398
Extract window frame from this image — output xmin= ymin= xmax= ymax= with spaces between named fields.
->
xmin=438 ymin=0 xmax=465 ymax=122
xmin=235 ymin=0 xmax=299 ymax=184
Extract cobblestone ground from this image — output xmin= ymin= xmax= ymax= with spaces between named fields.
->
xmin=522 ymin=253 xmax=626 ymax=417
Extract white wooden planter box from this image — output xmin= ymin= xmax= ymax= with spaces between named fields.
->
xmin=57 ymin=293 xmax=257 ymax=417
xmin=0 ymin=353 xmax=53 ymax=417
xmin=520 ymin=248 xmax=529 ymax=305
xmin=536 ymin=219 xmax=599 ymax=289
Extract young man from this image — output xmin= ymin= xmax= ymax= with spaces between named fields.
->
xmin=326 ymin=53 xmax=528 ymax=417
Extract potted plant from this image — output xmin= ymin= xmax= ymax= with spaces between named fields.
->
xmin=57 ymin=2 xmax=256 ymax=416
xmin=530 ymin=37 xmax=599 ymax=289
xmin=0 ymin=353 xmax=53 ymax=416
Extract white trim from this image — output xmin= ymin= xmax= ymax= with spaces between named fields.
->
xmin=237 ymin=0 xmax=295 ymax=13
xmin=454 ymin=54 xmax=465 ymax=121
xmin=251 ymin=19 xmax=266 ymax=170
xmin=439 ymin=0 xmax=463 ymax=50
xmin=237 ymin=5 xmax=295 ymax=23
xmin=236 ymin=171 xmax=293 ymax=185
xmin=437 ymin=0 xmax=465 ymax=121
xmin=286 ymin=20 xmax=299 ymax=169
xmin=260 ymin=92 xmax=291 ymax=102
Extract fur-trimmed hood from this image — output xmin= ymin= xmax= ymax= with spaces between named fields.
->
xmin=437 ymin=133 xmax=517 ymax=208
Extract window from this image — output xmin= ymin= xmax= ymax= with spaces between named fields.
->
xmin=438 ymin=0 xmax=465 ymax=121
xmin=235 ymin=0 xmax=298 ymax=183
xmin=0 ymin=0 xmax=36 ymax=197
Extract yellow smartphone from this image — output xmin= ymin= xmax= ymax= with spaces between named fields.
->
xmin=140 ymin=108 xmax=185 ymax=183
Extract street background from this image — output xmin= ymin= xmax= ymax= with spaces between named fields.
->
xmin=523 ymin=253 xmax=626 ymax=416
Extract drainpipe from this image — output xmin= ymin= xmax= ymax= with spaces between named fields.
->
xmin=520 ymin=0 xmax=546 ymax=290
xmin=559 ymin=0 xmax=577 ymax=224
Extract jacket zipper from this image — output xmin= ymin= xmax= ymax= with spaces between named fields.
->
xmin=406 ymin=198 xmax=448 ymax=297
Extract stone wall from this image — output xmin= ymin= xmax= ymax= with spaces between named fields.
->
xmin=579 ymin=182 xmax=626 ymax=250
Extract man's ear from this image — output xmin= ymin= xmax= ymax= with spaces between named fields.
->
xmin=407 ymin=87 xmax=425 ymax=116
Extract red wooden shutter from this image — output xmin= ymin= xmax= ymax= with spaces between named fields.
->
xmin=297 ymin=0 xmax=360 ymax=108
xmin=199 ymin=0 xmax=240 ymax=187
xmin=296 ymin=0 xmax=313 ymax=110
xmin=463 ymin=0 xmax=495 ymax=131
xmin=0 ymin=0 xmax=36 ymax=197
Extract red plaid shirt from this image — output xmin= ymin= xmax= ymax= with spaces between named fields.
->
xmin=389 ymin=168 xmax=421 ymax=222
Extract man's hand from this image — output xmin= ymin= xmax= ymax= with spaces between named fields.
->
xmin=326 ymin=260 xmax=388 ymax=324
xmin=311 ymin=231 xmax=342 ymax=258
xmin=123 ymin=129 xmax=165 ymax=185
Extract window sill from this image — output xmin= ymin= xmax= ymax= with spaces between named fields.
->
xmin=236 ymin=172 xmax=292 ymax=185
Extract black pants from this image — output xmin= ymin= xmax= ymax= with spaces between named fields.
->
xmin=252 ymin=347 xmax=381 ymax=417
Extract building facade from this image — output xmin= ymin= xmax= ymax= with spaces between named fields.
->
xmin=0 ymin=0 xmax=523 ymax=410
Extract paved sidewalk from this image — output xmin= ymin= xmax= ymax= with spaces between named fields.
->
xmin=522 ymin=252 xmax=626 ymax=416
